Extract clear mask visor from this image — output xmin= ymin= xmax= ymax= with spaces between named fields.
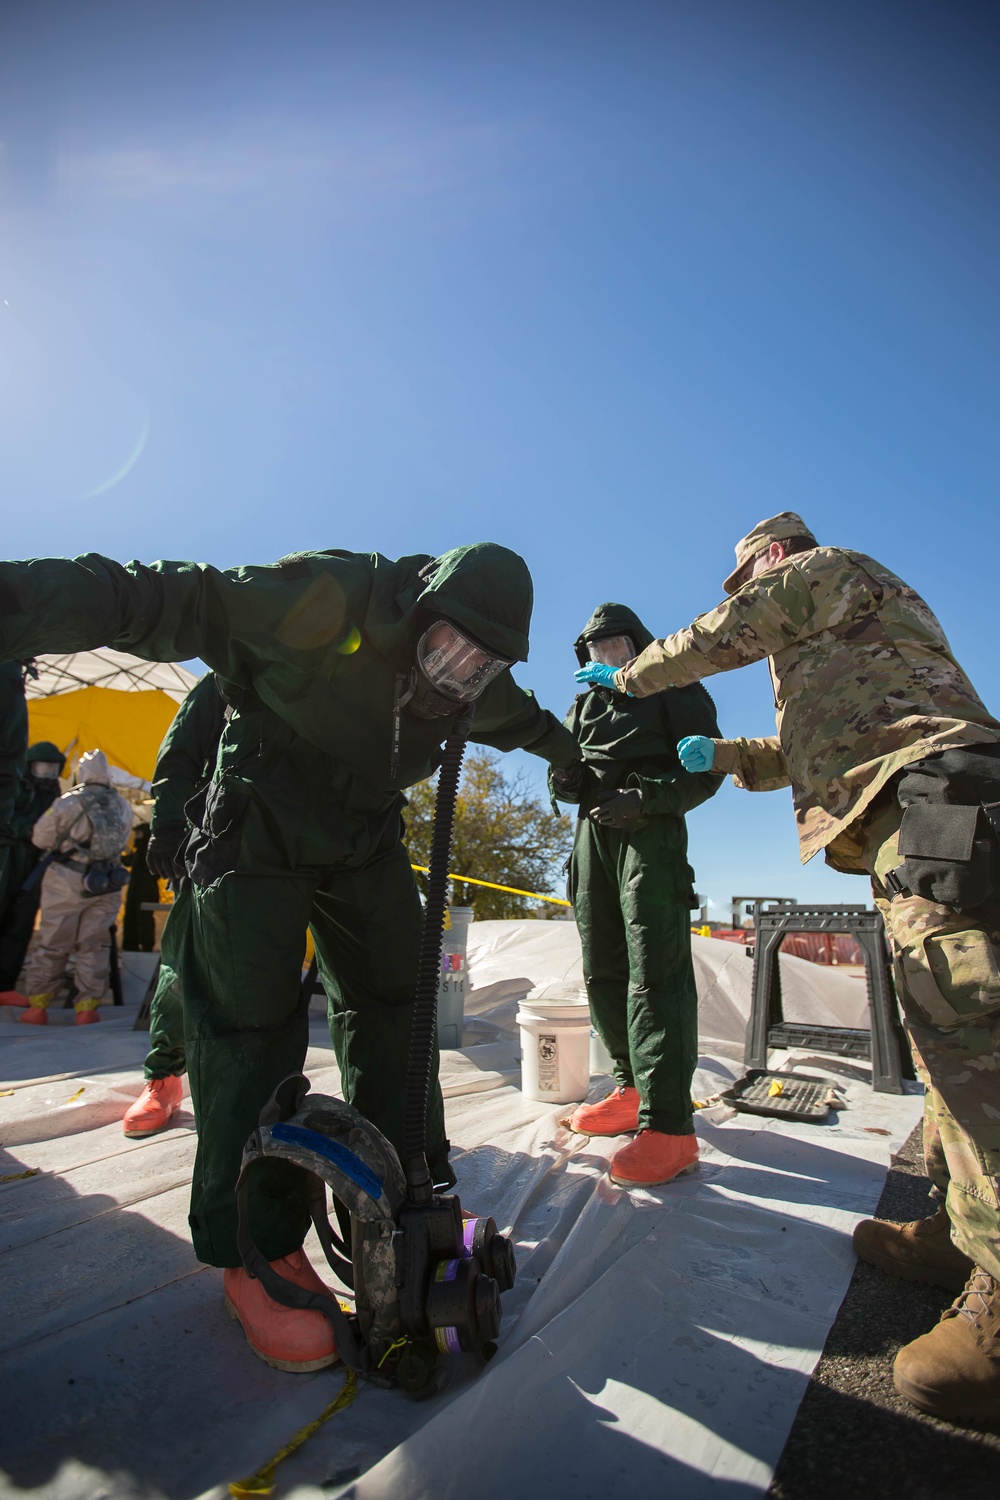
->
xmin=30 ymin=762 xmax=61 ymax=779
xmin=587 ymin=635 xmax=635 ymax=670
xmin=417 ymin=621 xmax=510 ymax=701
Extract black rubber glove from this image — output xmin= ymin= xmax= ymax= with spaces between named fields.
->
xmin=146 ymin=828 xmax=187 ymax=881
xmin=589 ymin=788 xmax=645 ymax=830
xmin=551 ymin=761 xmax=585 ymax=801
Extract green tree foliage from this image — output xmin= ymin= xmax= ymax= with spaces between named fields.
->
xmin=403 ymin=750 xmax=574 ymax=918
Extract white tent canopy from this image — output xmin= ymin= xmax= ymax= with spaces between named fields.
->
xmin=25 ymin=649 xmax=197 ymax=703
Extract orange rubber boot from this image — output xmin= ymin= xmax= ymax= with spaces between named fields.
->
xmin=223 ymin=1249 xmax=340 ymax=1372
xmin=74 ymin=999 xmax=101 ymax=1025
xmin=568 ymin=1085 xmax=640 ymax=1137
xmin=19 ymin=995 xmax=53 ymax=1026
xmin=0 ymin=990 xmax=29 ymax=1007
xmin=609 ymin=1130 xmax=699 ymax=1187
xmin=123 ymin=1075 xmax=184 ymax=1138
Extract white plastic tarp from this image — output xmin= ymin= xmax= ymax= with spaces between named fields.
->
xmin=0 ymin=927 xmax=921 ymax=1500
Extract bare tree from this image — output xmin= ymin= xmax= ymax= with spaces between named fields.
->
xmin=403 ymin=750 xmax=574 ymax=918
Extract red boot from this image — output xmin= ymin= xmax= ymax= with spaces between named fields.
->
xmin=223 ymin=1249 xmax=340 ymax=1372
xmin=609 ymin=1130 xmax=699 ymax=1187
xmin=123 ymin=1075 xmax=184 ymax=1138
xmin=0 ymin=990 xmax=29 ymax=1007
xmin=18 ymin=995 xmax=53 ymax=1026
xmin=568 ymin=1086 xmax=640 ymax=1136
xmin=74 ymin=998 xmax=101 ymax=1025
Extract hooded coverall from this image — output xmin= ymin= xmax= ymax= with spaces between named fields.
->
xmin=0 ymin=545 xmax=578 ymax=1267
xmin=23 ymin=757 xmax=133 ymax=1006
xmin=0 ymin=661 xmax=27 ymax=905
xmin=142 ymin=674 xmax=228 ymax=1080
xmin=554 ymin=605 xmax=723 ymax=1134
xmin=0 ymin=742 xmax=65 ymax=989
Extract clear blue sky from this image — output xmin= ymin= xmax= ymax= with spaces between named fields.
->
xmin=2 ymin=0 xmax=998 ymax=914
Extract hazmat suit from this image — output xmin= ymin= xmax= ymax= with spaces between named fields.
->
xmin=552 ymin=604 xmax=722 ymax=1152
xmin=19 ymin=749 xmax=133 ymax=1022
xmin=122 ymin=674 xmax=228 ymax=1139
xmin=0 ymin=546 xmax=580 ymax=1287
xmin=0 ymin=741 xmax=66 ymax=990
xmin=144 ymin=673 xmax=228 ymax=1083
xmin=615 ymin=512 xmax=1000 ymax=1423
xmin=0 ymin=660 xmax=28 ymax=903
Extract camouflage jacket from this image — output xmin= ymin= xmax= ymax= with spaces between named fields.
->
xmin=620 ymin=546 xmax=1000 ymax=870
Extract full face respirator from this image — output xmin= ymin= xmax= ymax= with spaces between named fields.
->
xmin=400 ymin=620 xmax=512 ymax=720
xmin=234 ymin=710 xmax=516 ymax=1397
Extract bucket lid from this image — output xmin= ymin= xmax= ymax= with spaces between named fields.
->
xmin=517 ymin=999 xmax=591 ymax=1023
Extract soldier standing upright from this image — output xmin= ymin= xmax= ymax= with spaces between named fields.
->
xmin=578 ymin=513 xmax=1000 ymax=1425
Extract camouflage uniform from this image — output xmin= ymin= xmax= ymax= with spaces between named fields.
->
xmin=619 ymin=514 xmax=1000 ymax=1279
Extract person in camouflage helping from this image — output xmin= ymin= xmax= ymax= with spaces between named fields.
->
xmin=586 ymin=512 xmax=1000 ymax=1425
xmin=552 ymin=603 xmax=723 ymax=1187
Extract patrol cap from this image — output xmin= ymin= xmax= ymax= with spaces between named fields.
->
xmin=722 ymin=511 xmax=818 ymax=595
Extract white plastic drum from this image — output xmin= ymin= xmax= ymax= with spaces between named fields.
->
xmin=516 ymin=999 xmax=591 ymax=1105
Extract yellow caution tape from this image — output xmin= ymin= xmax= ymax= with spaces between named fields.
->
xmin=228 ymin=1368 xmax=358 ymax=1497
xmin=0 ymin=1168 xmax=40 ymax=1183
xmin=410 ymin=866 xmax=571 ymax=907
xmin=65 ymin=1087 xmax=85 ymax=1102
xmin=0 ymin=1089 xmax=14 ymax=1097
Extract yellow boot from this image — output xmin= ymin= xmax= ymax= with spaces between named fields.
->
xmin=74 ymin=997 xmax=102 ymax=1026
xmin=19 ymin=994 xmax=55 ymax=1026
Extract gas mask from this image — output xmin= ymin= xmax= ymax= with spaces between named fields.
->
xmin=29 ymin=762 xmax=62 ymax=780
xmin=402 ymin=620 xmax=511 ymax=720
xmin=587 ymin=635 xmax=635 ymax=671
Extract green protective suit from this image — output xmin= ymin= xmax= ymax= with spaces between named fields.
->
xmin=0 ymin=546 xmax=579 ymax=1266
xmin=142 ymin=674 xmax=228 ymax=1080
xmin=0 ymin=661 xmax=28 ymax=909
xmin=0 ymin=740 xmax=65 ymax=989
xmin=554 ymin=604 xmax=723 ymax=1135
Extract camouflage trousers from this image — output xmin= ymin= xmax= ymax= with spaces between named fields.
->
xmin=861 ymin=800 xmax=1000 ymax=1280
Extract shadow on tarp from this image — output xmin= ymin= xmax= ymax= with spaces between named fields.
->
xmin=1 ymin=1090 xmax=889 ymax=1500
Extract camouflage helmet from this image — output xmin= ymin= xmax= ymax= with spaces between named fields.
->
xmin=722 ymin=511 xmax=818 ymax=595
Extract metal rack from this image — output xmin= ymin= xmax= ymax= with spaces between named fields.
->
xmin=743 ymin=902 xmax=913 ymax=1094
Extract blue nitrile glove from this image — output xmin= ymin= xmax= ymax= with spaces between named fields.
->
xmin=677 ymin=735 xmax=715 ymax=773
xmin=574 ymin=663 xmax=633 ymax=694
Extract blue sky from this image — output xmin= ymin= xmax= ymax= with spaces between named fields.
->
xmin=2 ymin=0 xmax=998 ymax=912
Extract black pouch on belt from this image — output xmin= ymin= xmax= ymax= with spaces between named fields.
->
xmin=894 ymin=746 xmax=1000 ymax=910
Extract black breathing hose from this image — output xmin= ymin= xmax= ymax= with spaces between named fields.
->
xmin=402 ymin=707 xmax=474 ymax=1202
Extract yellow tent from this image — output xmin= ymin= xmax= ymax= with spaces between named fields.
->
xmin=25 ymin=650 xmax=198 ymax=783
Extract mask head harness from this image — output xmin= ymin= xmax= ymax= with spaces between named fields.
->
xmin=238 ymin=710 xmax=516 ymax=1396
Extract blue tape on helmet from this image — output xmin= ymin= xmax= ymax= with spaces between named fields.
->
xmin=269 ymin=1122 xmax=384 ymax=1200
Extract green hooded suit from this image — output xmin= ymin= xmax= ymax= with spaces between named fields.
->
xmin=0 ymin=545 xmax=579 ymax=1266
xmin=553 ymin=604 xmax=723 ymax=1135
xmin=0 ymin=739 xmax=65 ymax=989
xmin=141 ymin=673 xmax=229 ymax=1081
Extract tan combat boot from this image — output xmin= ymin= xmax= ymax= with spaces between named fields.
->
xmin=894 ymin=1268 xmax=1000 ymax=1424
xmin=852 ymin=1206 xmax=973 ymax=1294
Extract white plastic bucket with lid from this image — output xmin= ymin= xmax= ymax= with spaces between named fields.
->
xmin=437 ymin=907 xmax=473 ymax=1049
xmin=516 ymin=984 xmax=592 ymax=1104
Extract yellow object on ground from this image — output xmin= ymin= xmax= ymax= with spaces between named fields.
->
xmin=228 ymin=1368 xmax=358 ymax=1497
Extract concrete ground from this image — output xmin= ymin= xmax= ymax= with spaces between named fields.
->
xmin=768 ymin=1125 xmax=1000 ymax=1500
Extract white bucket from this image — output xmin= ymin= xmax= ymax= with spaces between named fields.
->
xmin=516 ymin=999 xmax=591 ymax=1104
xmin=437 ymin=907 xmax=473 ymax=1050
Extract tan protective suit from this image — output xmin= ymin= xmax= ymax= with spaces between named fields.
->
xmin=22 ymin=752 xmax=133 ymax=1006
